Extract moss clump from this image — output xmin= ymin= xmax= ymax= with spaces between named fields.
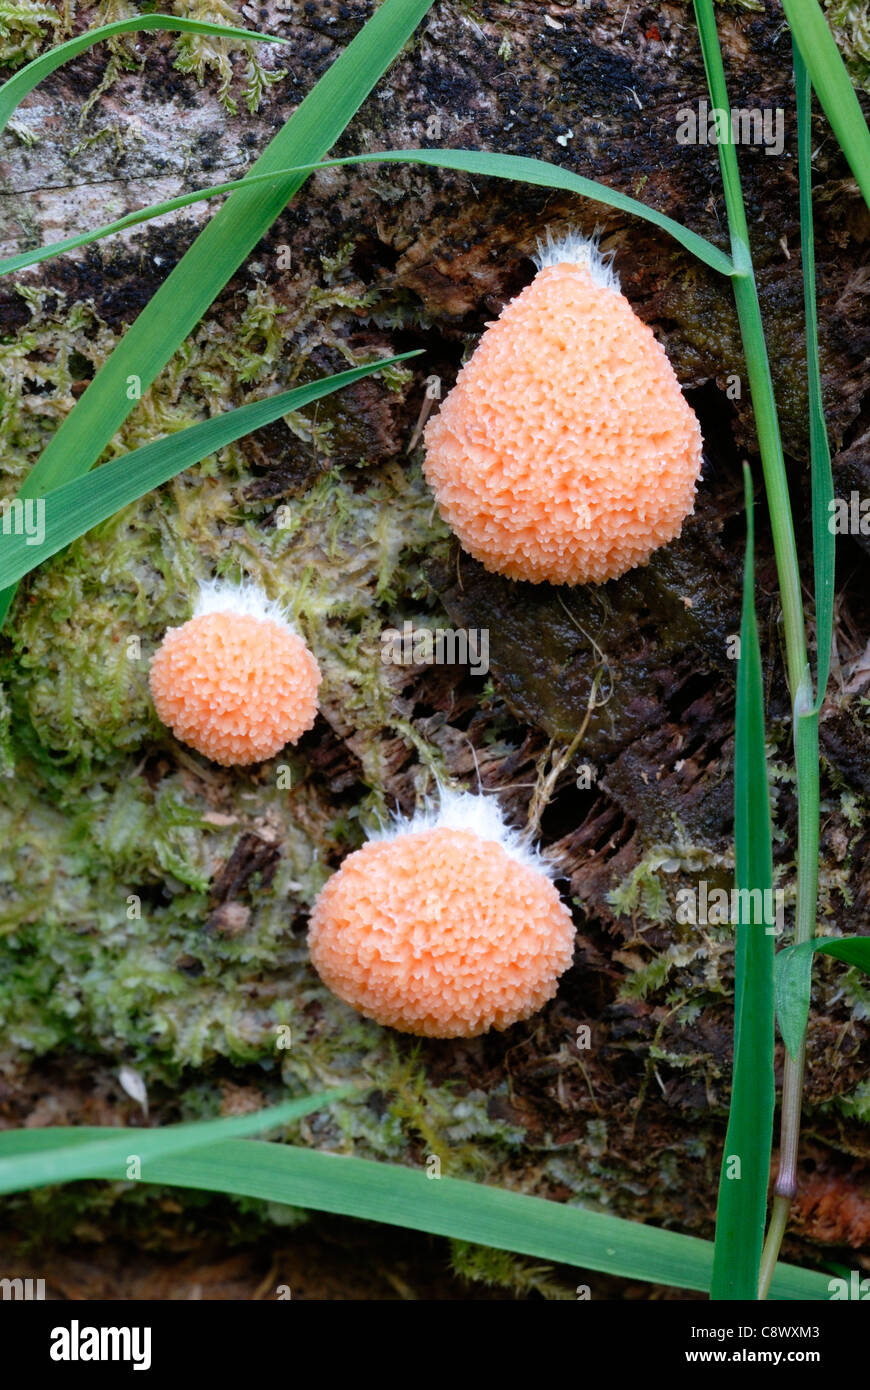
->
xmin=826 ymin=0 xmax=870 ymax=92
xmin=450 ymin=1239 xmax=575 ymax=1300
xmin=3 ymin=272 xmax=442 ymax=773
xmin=0 ymin=237 xmax=520 ymax=1205
xmin=170 ymin=0 xmax=287 ymax=113
xmin=832 ymin=1078 xmax=870 ymax=1123
xmin=607 ymin=834 xmax=733 ymax=928
xmin=0 ymin=1 xmax=61 ymax=68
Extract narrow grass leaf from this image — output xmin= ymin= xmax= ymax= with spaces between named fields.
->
xmin=789 ymin=47 xmax=830 ymax=998
xmin=0 ymin=0 xmax=436 ymax=630
xmin=775 ymin=935 xmax=870 ymax=1060
xmin=0 ymin=1091 xmax=350 ymax=1196
xmin=693 ymin=0 xmax=752 ymax=274
xmin=783 ymin=0 xmax=870 ymax=211
xmin=794 ymin=43 xmax=835 ymax=709
xmin=0 ymin=1129 xmax=831 ymax=1299
xmin=0 ymin=15 xmax=287 ymax=136
xmin=0 ymin=355 xmax=418 ymax=591
xmin=694 ymin=0 xmax=805 ymax=703
xmin=710 ymin=466 xmax=776 ymax=1301
xmin=0 ymin=150 xmax=734 ymax=281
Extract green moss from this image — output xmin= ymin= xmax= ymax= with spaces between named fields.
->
xmin=608 ymin=859 xmax=670 ymax=924
xmin=2 ymin=274 xmax=446 ymax=775
xmin=170 ymin=0 xmax=286 ymax=113
xmin=73 ymin=3 xmax=151 ymax=121
xmin=840 ymin=967 xmax=870 ymax=1024
xmin=0 ymin=1 xmax=61 ymax=68
xmin=620 ymin=956 xmax=673 ymax=1001
xmin=607 ymin=834 xmax=733 ymax=928
xmin=606 ymin=835 xmax=740 ymax=1004
xmin=450 ymin=1239 xmax=575 ymax=1300
xmin=833 ymin=1078 xmax=870 ymax=1123
xmin=0 ymin=237 xmax=518 ymax=1205
xmin=826 ymin=0 xmax=870 ymax=92
xmin=0 ymin=438 xmax=449 ymax=1057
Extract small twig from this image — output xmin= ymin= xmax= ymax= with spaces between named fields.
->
xmin=407 ymin=384 xmax=440 ymax=453
xmin=525 ymin=660 xmax=606 ymax=842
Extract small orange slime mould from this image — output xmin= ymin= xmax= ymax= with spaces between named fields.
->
xmin=423 ymin=230 xmax=703 ymax=585
xmin=149 ymin=581 xmax=321 ymax=767
xmin=308 ymin=789 xmax=575 ymax=1038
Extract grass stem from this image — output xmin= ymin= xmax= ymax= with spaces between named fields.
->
xmin=694 ymin=0 xmax=818 ymax=1298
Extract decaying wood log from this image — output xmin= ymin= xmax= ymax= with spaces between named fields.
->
xmin=1 ymin=1 xmax=868 ymax=1294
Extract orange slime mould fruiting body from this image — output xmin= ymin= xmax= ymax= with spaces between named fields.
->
xmin=149 ymin=582 xmax=321 ymax=767
xmin=423 ymin=235 xmax=703 ymax=585
xmin=308 ymin=791 xmax=575 ymax=1038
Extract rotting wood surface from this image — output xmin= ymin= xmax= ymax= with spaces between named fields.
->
xmin=0 ymin=1 xmax=868 ymax=1294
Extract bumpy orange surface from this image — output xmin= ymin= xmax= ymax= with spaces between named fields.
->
xmin=149 ymin=611 xmax=321 ymax=766
xmin=308 ymin=826 xmax=575 ymax=1038
xmin=423 ymin=262 xmax=703 ymax=584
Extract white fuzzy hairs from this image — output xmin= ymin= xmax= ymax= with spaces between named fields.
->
xmin=193 ymin=578 xmax=297 ymax=631
xmin=533 ymin=226 xmax=621 ymax=293
xmin=369 ymin=783 xmax=555 ymax=877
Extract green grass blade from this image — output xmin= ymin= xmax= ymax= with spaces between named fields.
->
xmin=794 ymin=42 xmax=835 ymax=710
xmin=783 ymin=0 xmax=870 ymax=211
xmin=710 ymin=466 xmax=776 ymax=1301
xmin=0 ymin=1091 xmax=350 ymax=1196
xmin=775 ymin=935 xmax=870 ymax=1059
xmin=0 ymin=1128 xmax=831 ymax=1298
xmin=0 ymin=354 xmax=417 ymax=591
xmin=693 ymin=0 xmax=806 ymax=701
xmin=0 ymin=0 xmax=436 ymax=631
xmin=693 ymin=0 xmax=752 ymax=275
xmin=0 ymin=150 xmax=734 ymax=282
xmin=0 ymin=14 xmax=287 ymax=136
